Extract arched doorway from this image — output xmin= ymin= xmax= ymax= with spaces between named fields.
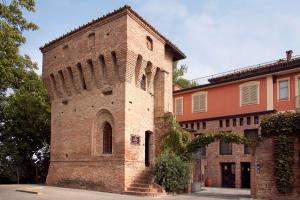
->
xmin=145 ymin=131 xmax=152 ymax=167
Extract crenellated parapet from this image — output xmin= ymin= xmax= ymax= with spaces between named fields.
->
xmin=43 ymin=50 xmax=126 ymax=101
xmin=126 ymin=50 xmax=159 ymax=95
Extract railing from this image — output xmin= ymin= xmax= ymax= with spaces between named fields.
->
xmin=190 ymin=55 xmax=300 ymax=86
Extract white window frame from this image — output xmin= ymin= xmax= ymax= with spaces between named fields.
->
xmin=192 ymin=91 xmax=208 ymax=113
xmin=175 ymin=97 xmax=183 ymax=116
xmin=277 ymin=77 xmax=290 ymax=101
xmin=239 ymin=81 xmax=260 ymax=106
xmin=295 ymin=74 xmax=300 ymax=108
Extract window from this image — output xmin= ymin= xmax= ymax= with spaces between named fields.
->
xmin=202 ymin=122 xmax=206 ymax=129
xmin=197 ymin=122 xmax=200 ymax=130
xmin=240 ymin=118 xmax=244 ymax=126
xmin=278 ymin=79 xmax=289 ymax=101
xmin=226 ymin=119 xmax=230 ymax=127
xmin=192 ymin=92 xmax=207 ymax=112
xmin=141 ymin=75 xmax=146 ymax=91
xmin=103 ymin=122 xmax=112 ymax=154
xmin=175 ymin=97 xmax=183 ymax=115
xmin=296 ymin=75 xmax=300 ymax=108
xmin=247 ymin=117 xmax=251 ymax=125
xmin=191 ymin=123 xmax=194 ymax=130
xmin=220 ymin=141 xmax=232 ymax=155
xmin=254 ymin=116 xmax=259 ymax=124
xmin=219 ymin=120 xmax=223 ymax=128
xmin=146 ymin=36 xmax=153 ymax=50
xmin=244 ymin=129 xmax=258 ymax=154
xmin=233 ymin=118 xmax=236 ymax=127
xmin=240 ymin=81 xmax=260 ymax=106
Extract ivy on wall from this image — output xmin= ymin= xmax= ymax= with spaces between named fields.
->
xmin=187 ymin=132 xmax=250 ymax=153
xmin=260 ymin=112 xmax=300 ymax=194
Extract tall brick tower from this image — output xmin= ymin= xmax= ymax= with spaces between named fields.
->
xmin=40 ymin=5 xmax=185 ymax=194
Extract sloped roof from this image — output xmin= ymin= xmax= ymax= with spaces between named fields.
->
xmin=174 ymin=56 xmax=300 ymax=94
xmin=40 ymin=5 xmax=186 ymax=60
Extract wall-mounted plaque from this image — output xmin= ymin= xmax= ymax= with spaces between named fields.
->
xmin=130 ymin=135 xmax=140 ymax=145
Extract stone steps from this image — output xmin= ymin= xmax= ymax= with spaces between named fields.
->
xmin=125 ymin=169 xmax=165 ymax=196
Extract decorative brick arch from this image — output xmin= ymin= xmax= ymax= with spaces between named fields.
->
xmin=91 ymin=109 xmax=114 ymax=156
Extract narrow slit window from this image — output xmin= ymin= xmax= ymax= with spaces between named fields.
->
xmin=103 ymin=122 xmax=112 ymax=154
xmin=226 ymin=119 xmax=230 ymax=127
xmin=202 ymin=122 xmax=206 ymax=129
xmin=219 ymin=120 xmax=223 ymax=128
xmin=240 ymin=118 xmax=244 ymax=126
xmin=254 ymin=116 xmax=259 ymax=124
xmin=233 ymin=118 xmax=236 ymax=127
xmin=146 ymin=36 xmax=153 ymax=51
xmin=141 ymin=75 xmax=146 ymax=91
xmin=247 ymin=117 xmax=251 ymax=125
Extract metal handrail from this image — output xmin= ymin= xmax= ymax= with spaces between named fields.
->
xmin=190 ymin=55 xmax=300 ymax=86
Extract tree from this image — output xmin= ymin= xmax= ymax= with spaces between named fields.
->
xmin=0 ymin=72 xmax=50 ymax=183
xmin=173 ymin=62 xmax=198 ymax=89
xmin=0 ymin=0 xmax=38 ymax=92
xmin=0 ymin=0 xmax=50 ymax=183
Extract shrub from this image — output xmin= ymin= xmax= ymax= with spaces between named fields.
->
xmin=153 ymin=150 xmax=191 ymax=193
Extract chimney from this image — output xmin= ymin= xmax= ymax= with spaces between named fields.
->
xmin=286 ymin=50 xmax=293 ymax=61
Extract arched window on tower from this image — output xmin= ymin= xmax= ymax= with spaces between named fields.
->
xmin=141 ymin=75 xmax=146 ymax=91
xmin=103 ymin=122 xmax=112 ymax=154
xmin=146 ymin=36 xmax=153 ymax=51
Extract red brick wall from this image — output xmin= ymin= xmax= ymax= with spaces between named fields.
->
xmin=254 ymin=137 xmax=300 ymax=199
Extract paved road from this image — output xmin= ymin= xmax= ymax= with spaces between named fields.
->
xmin=0 ymin=184 xmax=252 ymax=200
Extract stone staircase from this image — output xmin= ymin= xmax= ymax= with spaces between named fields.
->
xmin=124 ymin=169 xmax=166 ymax=196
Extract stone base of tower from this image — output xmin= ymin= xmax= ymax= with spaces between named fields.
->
xmin=46 ymin=161 xmax=126 ymax=193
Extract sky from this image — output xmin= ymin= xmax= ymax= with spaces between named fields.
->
xmin=21 ymin=0 xmax=300 ymax=80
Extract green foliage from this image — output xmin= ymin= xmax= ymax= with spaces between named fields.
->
xmin=173 ymin=62 xmax=198 ymax=89
xmin=153 ymin=150 xmax=191 ymax=193
xmin=261 ymin=112 xmax=300 ymax=137
xmin=274 ymin=135 xmax=294 ymax=194
xmin=0 ymin=0 xmax=38 ymax=91
xmin=163 ymin=115 xmax=192 ymax=161
xmin=260 ymin=112 xmax=300 ymax=194
xmin=0 ymin=72 xmax=50 ymax=183
xmin=187 ymin=132 xmax=249 ymax=153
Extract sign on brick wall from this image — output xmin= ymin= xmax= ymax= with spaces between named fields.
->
xmin=130 ymin=135 xmax=140 ymax=145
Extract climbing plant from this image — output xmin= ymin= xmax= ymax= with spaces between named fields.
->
xmin=260 ymin=112 xmax=300 ymax=194
xmin=162 ymin=115 xmax=192 ymax=161
xmin=187 ymin=132 xmax=250 ymax=153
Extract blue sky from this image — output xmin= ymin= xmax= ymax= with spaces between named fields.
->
xmin=21 ymin=0 xmax=300 ymax=79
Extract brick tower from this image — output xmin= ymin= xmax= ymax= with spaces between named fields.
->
xmin=40 ymin=5 xmax=185 ymax=194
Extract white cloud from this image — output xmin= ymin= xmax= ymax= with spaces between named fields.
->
xmin=139 ymin=0 xmax=300 ymax=80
